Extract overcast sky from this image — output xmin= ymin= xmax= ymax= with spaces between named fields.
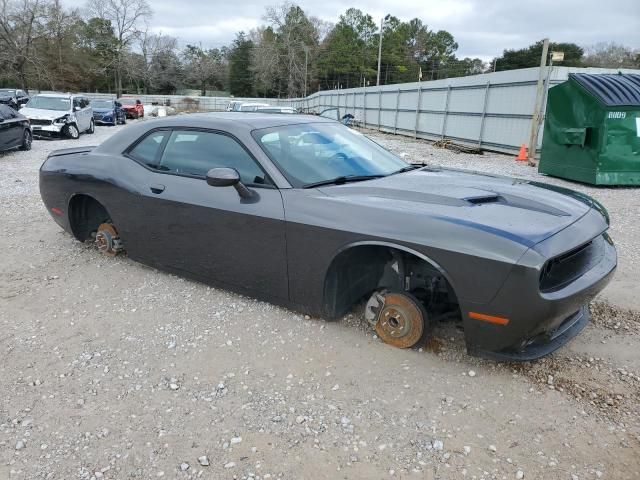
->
xmin=112 ymin=0 xmax=640 ymax=60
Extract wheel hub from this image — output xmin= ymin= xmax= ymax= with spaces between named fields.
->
xmin=370 ymin=292 xmax=426 ymax=349
xmin=95 ymin=223 xmax=123 ymax=256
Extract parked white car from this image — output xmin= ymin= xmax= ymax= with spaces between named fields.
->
xmin=255 ymin=106 xmax=297 ymax=114
xmin=226 ymin=100 xmax=243 ymax=111
xmin=20 ymin=93 xmax=94 ymax=139
xmin=234 ymin=102 xmax=271 ymax=112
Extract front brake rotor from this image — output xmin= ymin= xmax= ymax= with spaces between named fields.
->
xmin=372 ymin=291 xmax=427 ymax=349
xmin=95 ymin=223 xmax=123 ymax=256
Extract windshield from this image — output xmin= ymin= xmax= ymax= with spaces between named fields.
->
xmin=26 ymin=96 xmax=70 ymax=111
xmin=120 ymin=99 xmax=135 ymax=105
xmin=0 ymin=89 xmax=16 ymax=96
xmin=91 ymin=100 xmax=113 ymax=109
xmin=253 ymin=122 xmax=409 ymax=187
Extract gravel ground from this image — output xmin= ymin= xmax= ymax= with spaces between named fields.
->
xmin=1 ymin=122 xmax=639 ymax=479
xmin=364 ymin=129 xmax=640 ymax=312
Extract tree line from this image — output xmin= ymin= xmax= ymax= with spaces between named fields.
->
xmin=1 ymin=0 xmax=638 ymax=98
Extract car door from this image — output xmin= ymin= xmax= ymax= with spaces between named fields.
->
xmin=115 ymin=102 xmax=125 ymax=122
xmin=0 ymin=106 xmax=10 ymax=150
xmin=125 ymin=128 xmax=289 ymax=300
xmin=81 ymin=98 xmax=92 ymax=130
xmin=16 ymin=90 xmax=28 ymax=107
xmin=0 ymin=105 xmax=21 ymax=148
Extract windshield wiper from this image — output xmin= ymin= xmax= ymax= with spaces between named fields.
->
xmin=391 ymin=161 xmax=429 ymax=175
xmin=303 ymin=174 xmax=385 ymax=189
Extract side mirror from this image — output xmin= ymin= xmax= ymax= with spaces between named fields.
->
xmin=206 ymin=167 xmax=253 ymax=198
xmin=74 ymin=106 xmax=81 ymax=112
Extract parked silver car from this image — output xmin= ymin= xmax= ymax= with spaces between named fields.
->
xmin=20 ymin=93 xmax=94 ymax=139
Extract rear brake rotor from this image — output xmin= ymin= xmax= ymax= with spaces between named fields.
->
xmin=95 ymin=223 xmax=123 ymax=256
xmin=372 ymin=292 xmax=426 ymax=349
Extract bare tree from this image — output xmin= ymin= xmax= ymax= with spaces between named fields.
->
xmin=44 ymin=0 xmax=81 ymax=90
xmin=85 ymin=0 xmax=151 ymax=96
xmin=249 ymin=27 xmax=279 ymax=97
xmin=130 ymin=29 xmax=177 ymax=93
xmin=183 ymin=43 xmax=226 ymax=96
xmin=263 ymin=2 xmax=320 ymax=97
xmin=583 ymin=42 xmax=639 ymax=68
xmin=0 ymin=0 xmax=48 ymax=91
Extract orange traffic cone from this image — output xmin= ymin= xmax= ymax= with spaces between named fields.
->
xmin=516 ymin=144 xmax=527 ymax=161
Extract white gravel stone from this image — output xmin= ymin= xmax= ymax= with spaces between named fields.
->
xmin=198 ymin=455 xmax=209 ymax=466
xmin=516 ymin=470 xmax=524 ymax=479
xmin=224 ymin=462 xmax=236 ymax=469
xmin=468 ymin=370 xmax=476 ymax=377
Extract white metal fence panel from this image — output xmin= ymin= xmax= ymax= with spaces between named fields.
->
xmin=66 ymin=66 xmax=640 ymax=154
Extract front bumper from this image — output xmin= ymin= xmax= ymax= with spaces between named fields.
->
xmin=94 ymin=115 xmax=115 ymax=124
xmin=31 ymin=123 xmax=64 ymax=137
xmin=462 ymin=208 xmax=616 ymax=360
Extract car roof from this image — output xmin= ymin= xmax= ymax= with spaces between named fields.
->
xmin=95 ymin=112 xmax=335 ymax=154
xmin=33 ymin=93 xmax=78 ymax=99
xmin=158 ymin=112 xmax=332 ymax=129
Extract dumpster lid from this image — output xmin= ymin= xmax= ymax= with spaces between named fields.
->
xmin=570 ymin=73 xmax=640 ymax=107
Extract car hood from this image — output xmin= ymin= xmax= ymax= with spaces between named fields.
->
xmin=319 ymin=167 xmax=596 ymax=247
xmin=121 ymin=105 xmax=136 ymax=109
xmin=20 ymin=107 xmax=68 ymax=120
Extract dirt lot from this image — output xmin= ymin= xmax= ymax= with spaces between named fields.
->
xmin=1 ymin=122 xmax=639 ymax=479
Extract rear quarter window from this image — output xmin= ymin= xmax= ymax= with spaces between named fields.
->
xmin=127 ymin=131 xmax=169 ymax=168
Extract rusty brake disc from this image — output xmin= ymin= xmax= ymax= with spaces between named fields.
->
xmin=374 ymin=292 xmax=426 ymax=349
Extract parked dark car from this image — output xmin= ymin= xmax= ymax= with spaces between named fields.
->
xmin=0 ymin=88 xmax=29 ymax=110
xmin=39 ymin=113 xmax=616 ymax=361
xmin=0 ymin=104 xmax=32 ymax=152
xmin=91 ymin=99 xmax=126 ymax=126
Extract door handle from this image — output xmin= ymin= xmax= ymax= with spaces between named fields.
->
xmin=149 ymin=184 xmax=165 ymax=194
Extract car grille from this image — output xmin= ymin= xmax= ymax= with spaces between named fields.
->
xmin=30 ymin=119 xmax=52 ymax=126
xmin=539 ymin=235 xmax=605 ymax=292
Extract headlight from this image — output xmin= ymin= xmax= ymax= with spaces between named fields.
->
xmin=53 ymin=114 xmax=69 ymax=124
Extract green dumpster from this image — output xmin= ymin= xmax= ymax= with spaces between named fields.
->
xmin=539 ymin=73 xmax=640 ymax=186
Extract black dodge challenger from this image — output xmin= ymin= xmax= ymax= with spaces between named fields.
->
xmin=39 ymin=113 xmax=616 ymax=360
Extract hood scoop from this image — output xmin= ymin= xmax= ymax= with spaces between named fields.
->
xmin=466 ymin=195 xmax=503 ymax=205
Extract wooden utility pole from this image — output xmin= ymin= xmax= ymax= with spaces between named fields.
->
xmin=376 ymin=17 xmax=384 ymax=86
xmin=528 ymin=38 xmax=549 ymax=166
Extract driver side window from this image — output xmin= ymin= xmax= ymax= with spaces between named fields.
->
xmin=158 ymin=130 xmax=271 ymax=186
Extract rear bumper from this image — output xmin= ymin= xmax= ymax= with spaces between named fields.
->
xmin=462 ymin=208 xmax=616 ymax=360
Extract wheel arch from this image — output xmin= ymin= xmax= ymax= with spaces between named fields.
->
xmin=67 ymin=193 xmax=112 ymax=242
xmin=321 ymin=240 xmax=460 ymax=319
